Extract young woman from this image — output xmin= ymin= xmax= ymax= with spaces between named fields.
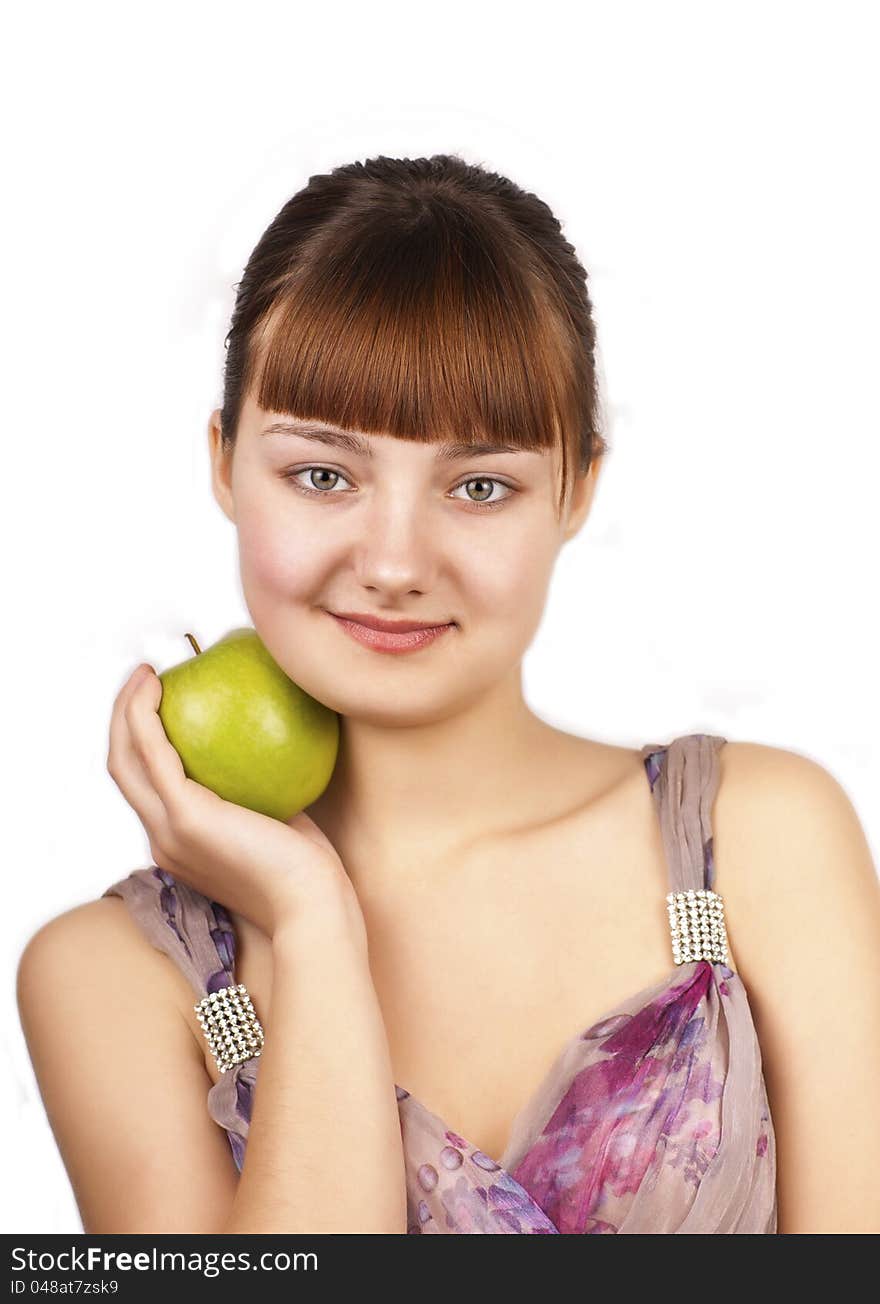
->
xmin=17 ymin=154 xmax=880 ymax=1235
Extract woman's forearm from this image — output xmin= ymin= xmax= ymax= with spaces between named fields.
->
xmin=222 ymin=893 xmax=407 ymax=1234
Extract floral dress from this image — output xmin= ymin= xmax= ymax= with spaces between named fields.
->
xmin=103 ymin=733 xmax=777 ymax=1233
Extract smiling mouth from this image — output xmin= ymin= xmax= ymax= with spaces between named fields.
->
xmin=326 ymin=611 xmax=456 ymax=654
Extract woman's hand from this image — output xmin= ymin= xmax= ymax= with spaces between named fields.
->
xmin=106 ymin=662 xmax=356 ymax=940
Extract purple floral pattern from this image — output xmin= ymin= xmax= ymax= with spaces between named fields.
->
xmin=153 ymin=866 xmax=192 ymax=961
xmin=507 ymin=961 xmax=725 ymax=1232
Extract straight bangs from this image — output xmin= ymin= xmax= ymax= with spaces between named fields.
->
xmin=240 ymin=201 xmax=599 ymax=517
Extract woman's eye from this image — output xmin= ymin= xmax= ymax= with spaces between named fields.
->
xmin=449 ymin=477 xmax=515 ymax=509
xmin=282 ymin=466 xmax=353 ymax=496
xmin=280 ymin=466 xmax=515 ymax=511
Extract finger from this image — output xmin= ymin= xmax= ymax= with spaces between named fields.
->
xmin=125 ymin=668 xmax=191 ymax=817
xmin=108 ymin=663 xmax=153 ymax=770
xmin=107 ymin=666 xmax=169 ymax=832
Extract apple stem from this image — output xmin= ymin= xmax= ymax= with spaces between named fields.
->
xmin=185 ymin=633 xmax=202 ymax=657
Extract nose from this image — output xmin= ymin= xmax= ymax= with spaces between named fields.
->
xmin=351 ymin=489 xmax=441 ymax=598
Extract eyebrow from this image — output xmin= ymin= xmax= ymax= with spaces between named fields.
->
xmin=259 ymin=420 xmax=521 ymax=462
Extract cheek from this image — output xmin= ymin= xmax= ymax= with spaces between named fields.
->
xmin=456 ymin=528 xmax=556 ymax=621
xmin=235 ymin=510 xmax=320 ymax=599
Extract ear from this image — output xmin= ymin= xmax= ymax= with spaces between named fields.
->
xmin=562 ymin=455 xmax=603 ymax=542
xmin=208 ymin=409 xmax=236 ymax=523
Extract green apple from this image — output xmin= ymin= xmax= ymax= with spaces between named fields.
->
xmin=157 ymin=627 xmax=339 ymax=822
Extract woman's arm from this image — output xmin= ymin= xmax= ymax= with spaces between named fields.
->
xmin=222 ymin=889 xmax=408 ymax=1234
xmin=713 ymin=741 xmax=880 ymax=1234
xmin=101 ymin=662 xmax=407 ymax=1232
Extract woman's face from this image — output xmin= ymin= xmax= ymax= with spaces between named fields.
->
xmin=209 ymin=393 xmax=598 ymax=725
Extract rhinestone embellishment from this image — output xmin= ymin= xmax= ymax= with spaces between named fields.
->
xmin=666 ymin=889 xmax=729 ymax=965
xmin=194 ymin=983 xmax=265 ymax=1074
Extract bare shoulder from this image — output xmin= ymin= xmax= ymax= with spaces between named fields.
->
xmin=712 ymin=737 xmax=879 ymax=974
xmin=713 ymin=738 xmax=879 ymax=918
xmin=712 ymin=739 xmax=880 ymax=1233
xmin=16 ymin=894 xmax=239 ymax=1233
xmin=19 ymin=894 xmax=197 ymax=1033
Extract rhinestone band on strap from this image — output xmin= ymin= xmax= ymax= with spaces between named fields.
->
xmin=666 ymin=889 xmax=729 ymax=965
xmin=194 ymin=983 xmax=265 ymax=1074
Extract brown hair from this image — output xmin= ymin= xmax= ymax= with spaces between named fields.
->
xmin=219 ymin=153 xmax=609 ymax=517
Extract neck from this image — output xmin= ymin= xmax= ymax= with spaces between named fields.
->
xmin=305 ymin=663 xmax=558 ymax=889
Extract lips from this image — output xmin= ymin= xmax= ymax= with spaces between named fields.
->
xmin=329 ymin=610 xmax=454 ymax=633
xmin=327 ymin=611 xmax=455 ymax=654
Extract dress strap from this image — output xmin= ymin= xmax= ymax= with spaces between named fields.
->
xmin=102 ymin=866 xmax=238 ymax=1000
xmin=639 ymin=733 xmax=727 ymax=896
xmin=102 ymin=866 xmax=258 ymax=1174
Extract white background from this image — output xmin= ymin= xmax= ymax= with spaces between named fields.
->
xmin=3 ymin=0 xmax=877 ymax=1233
